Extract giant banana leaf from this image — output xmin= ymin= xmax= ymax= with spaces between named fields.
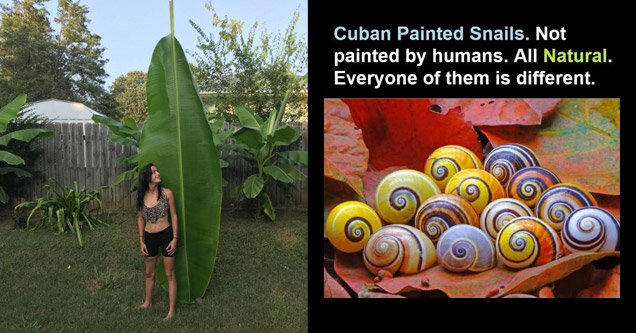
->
xmin=138 ymin=7 xmax=222 ymax=303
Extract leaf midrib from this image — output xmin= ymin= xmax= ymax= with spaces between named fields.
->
xmin=170 ymin=1 xmax=191 ymax=300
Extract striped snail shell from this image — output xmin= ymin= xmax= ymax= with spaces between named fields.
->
xmin=445 ymin=169 xmax=505 ymax=215
xmin=535 ymin=183 xmax=598 ymax=232
xmin=480 ymin=198 xmax=534 ymax=243
xmin=374 ymin=169 xmax=441 ymax=224
xmin=484 ymin=144 xmax=541 ymax=188
xmin=436 ymin=225 xmax=496 ymax=273
xmin=414 ymin=194 xmax=479 ymax=243
xmin=506 ymin=167 xmax=561 ymax=209
xmin=496 ymin=217 xmax=563 ymax=269
xmin=424 ymin=145 xmax=483 ymax=191
xmin=363 ymin=224 xmax=437 ymax=276
xmin=325 ymin=201 xmax=384 ymax=253
xmin=561 ymin=207 xmax=620 ymax=253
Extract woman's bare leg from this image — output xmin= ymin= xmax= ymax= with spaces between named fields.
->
xmin=140 ymin=256 xmax=157 ymax=308
xmin=162 ymin=256 xmax=177 ymax=320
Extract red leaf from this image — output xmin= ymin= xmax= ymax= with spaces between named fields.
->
xmin=334 ymin=249 xmax=620 ymax=297
xmin=576 ymin=264 xmax=620 ymax=298
xmin=478 ymin=99 xmax=620 ymax=195
xmin=324 ymin=99 xmax=369 ymax=197
xmin=342 ymin=99 xmax=482 ymax=172
xmin=430 ymin=99 xmax=560 ymax=126
xmin=593 ymin=193 xmax=620 ymax=220
xmin=324 ymin=266 xmax=351 ymax=298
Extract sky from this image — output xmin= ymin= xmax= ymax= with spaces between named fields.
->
xmin=0 ymin=0 xmax=308 ymax=87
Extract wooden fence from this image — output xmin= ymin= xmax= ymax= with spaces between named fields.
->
xmin=23 ymin=122 xmax=308 ymax=211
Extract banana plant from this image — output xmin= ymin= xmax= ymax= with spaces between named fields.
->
xmin=228 ymin=88 xmax=308 ymax=220
xmin=137 ymin=0 xmax=223 ymax=303
xmin=91 ymin=114 xmax=141 ymax=192
xmin=206 ymin=114 xmax=233 ymax=186
xmin=1 ymin=93 xmax=53 ymax=203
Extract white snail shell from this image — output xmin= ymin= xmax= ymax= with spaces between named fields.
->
xmin=480 ymin=198 xmax=534 ymax=243
xmin=561 ymin=207 xmax=620 ymax=253
xmin=436 ymin=225 xmax=496 ymax=273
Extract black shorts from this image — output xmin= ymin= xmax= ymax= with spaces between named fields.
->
xmin=144 ymin=226 xmax=175 ymax=257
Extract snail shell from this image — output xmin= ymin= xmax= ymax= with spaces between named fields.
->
xmin=325 ymin=201 xmax=383 ymax=253
xmin=506 ymin=166 xmax=561 ymax=209
xmin=436 ymin=225 xmax=496 ymax=273
xmin=480 ymin=198 xmax=535 ymax=242
xmin=445 ymin=169 xmax=506 ymax=215
xmin=496 ymin=217 xmax=563 ymax=269
xmin=484 ymin=144 xmax=541 ymax=187
xmin=561 ymin=207 xmax=620 ymax=253
xmin=535 ymin=183 xmax=598 ymax=232
xmin=424 ymin=145 xmax=483 ymax=191
xmin=374 ymin=169 xmax=441 ymax=224
xmin=363 ymin=225 xmax=437 ymax=276
xmin=414 ymin=194 xmax=479 ymax=243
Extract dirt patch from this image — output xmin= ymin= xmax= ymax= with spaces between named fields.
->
xmin=86 ymin=278 xmax=102 ymax=293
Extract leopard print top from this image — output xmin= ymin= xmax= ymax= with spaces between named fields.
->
xmin=142 ymin=190 xmax=169 ymax=223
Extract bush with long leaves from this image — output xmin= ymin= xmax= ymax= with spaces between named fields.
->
xmin=14 ymin=177 xmax=111 ymax=247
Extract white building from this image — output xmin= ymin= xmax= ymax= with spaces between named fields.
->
xmin=25 ymin=99 xmax=105 ymax=123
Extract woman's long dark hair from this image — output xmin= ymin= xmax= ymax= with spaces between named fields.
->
xmin=137 ymin=163 xmax=162 ymax=211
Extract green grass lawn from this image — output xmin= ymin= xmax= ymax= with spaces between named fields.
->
xmin=0 ymin=209 xmax=308 ymax=332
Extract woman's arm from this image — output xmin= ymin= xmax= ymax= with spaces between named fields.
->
xmin=137 ymin=210 xmax=145 ymax=244
xmin=166 ymin=189 xmax=178 ymax=239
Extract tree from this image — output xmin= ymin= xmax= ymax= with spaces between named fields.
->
xmin=189 ymin=2 xmax=307 ymax=122
xmin=110 ymin=71 xmax=147 ymax=122
xmin=0 ymin=0 xmax=109 ymax=111
xmin=0 ymin=0 xmax=58 ymax=106
xmin=54 ymin=0 xmax=109 ymax=110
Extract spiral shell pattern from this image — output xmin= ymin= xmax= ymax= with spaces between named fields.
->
xmin=374 ymin=169 xmax=441 ymax=224
xmin=484 ymin=144 xmax=541 ymax=187
xmin=480 ymin=198 xmax=535 ymax=242
xmin=496 ymin=217 xmax=563 ymax=269
xmin=506 ymin=167 xmax=561 ymax=209
xmin=325 ymin=201 xmax=383 ymax=253
xmin=424 ymin=145 xmax=483 ymax=191
xmin=414 ymin=194 xmax=479 ymax=243
xmin=436 ymin=225 xmax=496 ymax=273
xmin=535 ymin=183 xmax=598 ymax=232
xmin=445 ymin=169 xmax=505 ymax=215
xmin=363 ymin=225 xmax=437 ymax=276
xmin=561 ymin=207 xmax=620 ymax=253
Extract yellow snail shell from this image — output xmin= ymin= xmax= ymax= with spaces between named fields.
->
xmin=445 ymin=169 xmax=505 ymax=215
xmin=363 ymin=225 xmax=437 ymax=276
xmin=480 ymin=198 xmax=535 ymax=243
xmin=424 ymin=145 xmax=483 ymax=191
xmin=374 ymin=169 xmax=441 ymax=224
xmin=535 ymin=183 xmax=598 ymax=232
xmin=436 ymin=225 xmax=496 ymax=273
xmin=325 ymin=201 xmax=383 ymax=253
xmin=561 ymin=207 xmax=620 ymax=253
xmin=414 ymin=194 xmax=479 ymax=244
xmin=496 ymin=217 xmax=563 ymax=269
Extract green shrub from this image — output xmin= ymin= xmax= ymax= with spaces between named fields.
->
xmin=14 ymin=177 xmax=111 ymax=247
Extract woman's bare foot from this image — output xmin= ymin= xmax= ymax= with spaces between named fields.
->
xmin=139 ymin=302 xmax=151 ymax=309
xmin=163 ymin=311 xmax=175 ymax=320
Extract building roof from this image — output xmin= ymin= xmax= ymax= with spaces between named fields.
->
xmin=25 ymin=99 xmax=104 ymax=123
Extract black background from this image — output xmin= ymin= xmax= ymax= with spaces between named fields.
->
xmin=309 ymin=10 xmax=622 ymax=329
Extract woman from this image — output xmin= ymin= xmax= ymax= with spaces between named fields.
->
xmin=137 ymin=163 xmax=178 ymax=320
